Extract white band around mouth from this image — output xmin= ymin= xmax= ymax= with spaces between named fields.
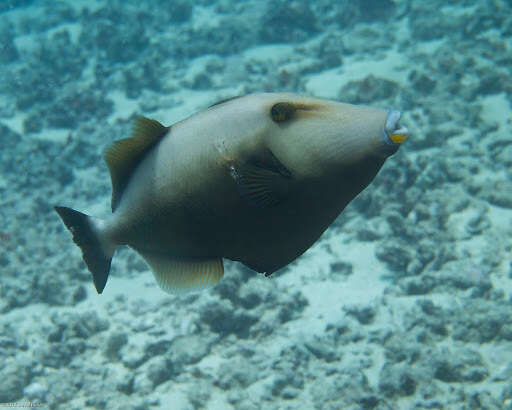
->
xmin=384 ymin=110 xmax=408 ymax=145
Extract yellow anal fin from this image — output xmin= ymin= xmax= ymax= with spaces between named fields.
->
xmin=104 ymin=117 xmax=169 ymax=211
xmin=139 ymin=252 xmax=224 ymax=294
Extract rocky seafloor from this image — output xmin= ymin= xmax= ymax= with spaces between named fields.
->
xmin=1 ymin=0 xmax=512 ymax=409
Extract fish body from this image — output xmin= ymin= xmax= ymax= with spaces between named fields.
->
xmin=55 ymin=93 xmax=408 ymax=294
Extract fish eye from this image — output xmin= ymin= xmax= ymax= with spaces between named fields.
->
xmin=270 ymin=102 xmax=296 ymax=123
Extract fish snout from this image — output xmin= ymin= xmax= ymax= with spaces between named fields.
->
xmin=380 ymin=110 xmax=408 ymax=156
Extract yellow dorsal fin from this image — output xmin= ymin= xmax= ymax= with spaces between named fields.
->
xmin=104 ymin=117 xmax=169 ymax=211
xmin=139 ymin=251 xmax=224 ymax=294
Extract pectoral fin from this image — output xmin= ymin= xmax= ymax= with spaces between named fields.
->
xmin=139 ymin=251 xmax=224 ymax=293
xmin=230 ymin=149 xmax=292 ymax=208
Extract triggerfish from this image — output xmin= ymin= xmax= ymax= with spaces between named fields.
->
xmin=55 ymin=93 xmax=408 ymax=294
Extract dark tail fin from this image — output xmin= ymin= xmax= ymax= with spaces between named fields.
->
xmin=54 ymin=206 xmax=114 ymax=294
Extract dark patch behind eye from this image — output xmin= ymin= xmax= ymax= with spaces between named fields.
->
xmin=271 ymin=102 xmax=297 ymax=122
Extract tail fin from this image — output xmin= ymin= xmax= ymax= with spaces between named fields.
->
xmin=54 ymin=206 xmax=114 ymax=294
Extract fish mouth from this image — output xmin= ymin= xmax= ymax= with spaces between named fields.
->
xmin=383 ymin=110 xmax=408 ymax=145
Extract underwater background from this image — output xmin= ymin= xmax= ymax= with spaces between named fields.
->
xmin=1 ymin=0 xmax=512 ymax=409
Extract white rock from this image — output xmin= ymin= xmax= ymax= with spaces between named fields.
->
xmin=23 ymin=382 xmax=48 ymax=400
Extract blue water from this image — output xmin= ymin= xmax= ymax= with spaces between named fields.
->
xmin=1 ymin=1 xmax=512 ymax=409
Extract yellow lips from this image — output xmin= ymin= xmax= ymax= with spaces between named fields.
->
xmin=384 ymin=110 xmax=408 ymax=146
xmin=389 ymin=132 xmax=408 ymax=144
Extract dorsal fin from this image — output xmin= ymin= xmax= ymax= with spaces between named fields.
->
xmin=208 ymin=95 xmax=242 ymax=108
xmin=104 ymin=117 xmax=169 ymax=211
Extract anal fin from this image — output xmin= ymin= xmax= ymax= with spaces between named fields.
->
xmin=139 ymin=252 xmax=224 ymax=294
